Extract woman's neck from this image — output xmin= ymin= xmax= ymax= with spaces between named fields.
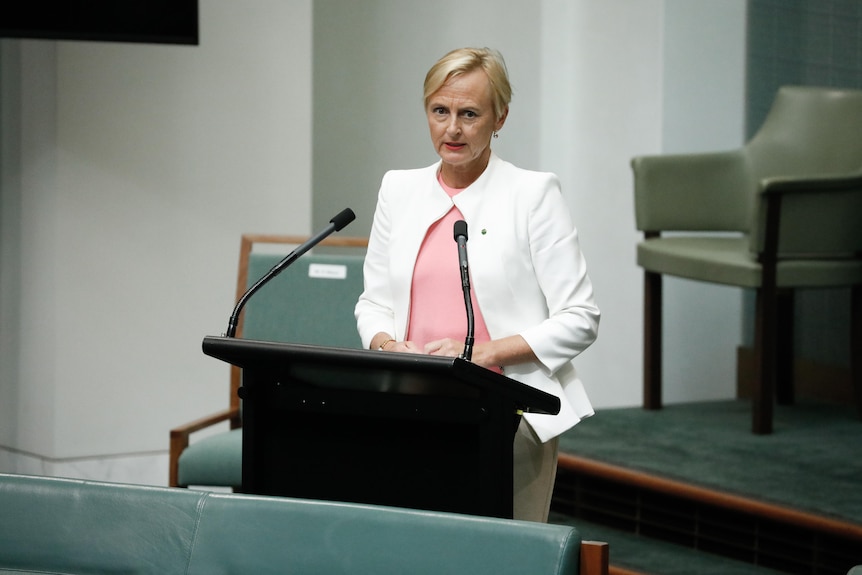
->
xmin=439 ymin=151 xmax=491 ymax=189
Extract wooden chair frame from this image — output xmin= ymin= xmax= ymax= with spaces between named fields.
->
xmin=580 ymin=540 xmax=609 ymax=575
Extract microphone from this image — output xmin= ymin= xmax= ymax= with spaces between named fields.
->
xmin=453 ymin=220 xmax=475 ymax=361
xmin=225 ymin=208 xmax=355 ymax=337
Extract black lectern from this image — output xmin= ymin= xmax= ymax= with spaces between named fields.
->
xmin=202 ymin=336 xmax=560 ymax=518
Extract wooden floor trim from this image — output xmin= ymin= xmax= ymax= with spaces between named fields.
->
xmin=558 ymin=453 xmax=862 ymax=541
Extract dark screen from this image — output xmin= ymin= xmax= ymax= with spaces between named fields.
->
xmin=0 ymin=1 xmax=198 ymax=45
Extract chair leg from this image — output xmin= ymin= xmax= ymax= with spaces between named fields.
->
xmin=644 ymin=271 xmax=662 ymax=410
xmin=753 ymin=287 xmax=776 ymax=434
xmin=775 ymin=290 xmax=795 ymax=405
xmin=852 ymin=285 xmax=862 ymax=420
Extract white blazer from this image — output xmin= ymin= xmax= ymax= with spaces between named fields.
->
xmin=355 ymin=153 xmax=600 ymax=442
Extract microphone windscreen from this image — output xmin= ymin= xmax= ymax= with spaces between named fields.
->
xmin=453 ymin=219 xmax=468 ymax=241
xmin=330 ymin=208 xmax=356 ymax=231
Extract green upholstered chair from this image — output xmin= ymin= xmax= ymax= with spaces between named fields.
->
xmin=169 ymin=234 xmax=368 ymax=488
xmin=632 ymin=86 xmax=862 ymax=434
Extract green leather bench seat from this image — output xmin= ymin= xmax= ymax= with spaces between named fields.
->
xmin=0 ymin=473 xmax=585 ymax=575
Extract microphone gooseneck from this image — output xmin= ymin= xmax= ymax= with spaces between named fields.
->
xmin=225 ymin=208 xmax=356 ymax=338
xmin=453 ymin=220 xmax=475 ymax=361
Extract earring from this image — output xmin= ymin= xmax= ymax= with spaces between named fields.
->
xmin=493 ymin=131 xmax=499 ymax=139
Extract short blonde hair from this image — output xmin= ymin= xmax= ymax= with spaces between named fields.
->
xmin=423 ymin=47 xmax=512 ymax=120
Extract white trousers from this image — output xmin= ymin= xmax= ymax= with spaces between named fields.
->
xmin=512 ymin=418 xmax=559 ymax=522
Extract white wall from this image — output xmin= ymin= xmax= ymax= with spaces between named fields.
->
xmin=0 ymin=0 xmax=747 ymax=484
xmin=1 ymin=0 xmax=313 ymax=469
xmin=658 ymin=0 xmax=748 ymax=404
xmin=539 ymin=0 xmax=665 ymax=408
xmin=541 ymin=0 xmax=747 ymax=408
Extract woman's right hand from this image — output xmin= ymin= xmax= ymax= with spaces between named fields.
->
xmin=371 ymin=332 xmax=422 ymax=354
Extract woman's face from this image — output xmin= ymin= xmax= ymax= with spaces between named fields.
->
xmin=426 ymin=69 xmax=507 ymax=186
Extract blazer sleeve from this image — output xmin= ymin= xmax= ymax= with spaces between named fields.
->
xmin=355 ymin=173 xmax=396 ymax=349
xmin=516 ymin=175 xmax=600 ymax=376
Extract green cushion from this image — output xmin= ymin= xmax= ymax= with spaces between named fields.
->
xmin=637 ymin=236 xmax=862 ymax=288
xmin=177 ymin=428 xmax=242 ymax=488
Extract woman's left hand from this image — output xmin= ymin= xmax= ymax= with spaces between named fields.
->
xmin=425 ymin=334 xmax=537 ymax=371
xmin=423 ymin=337 xmax=504 ymax=371
xmin=423 ymin=338 xmax=464 ymax=359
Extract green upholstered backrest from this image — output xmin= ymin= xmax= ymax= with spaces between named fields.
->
xmin=0 ymin=474 xmax=204 ymax=575
xmin=0 ymin=473 xmax=584 ymax=575
xmin=188 ymin=493 xmax=582 ymax=575
xmin=747 ymin=86 xmax=862 ymax=183
xmin=242 ymin=251 xmax=366 ymax=349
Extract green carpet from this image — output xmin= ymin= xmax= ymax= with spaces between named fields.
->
xmin=548 ymin=513 xmax=787 ymax=575
xmin=557 ymin=399 xmax=862 ymax=524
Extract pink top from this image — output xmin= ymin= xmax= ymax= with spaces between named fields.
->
xmin=406 ymin=173 xmax=494 ymax=356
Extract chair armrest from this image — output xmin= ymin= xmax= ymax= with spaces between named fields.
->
xmin=632 ymin=149 xmax=751 ymax=233
xmin=759 ymin=171 xmax=862 ymax=195
xmin=751 ymin=172 xmax=862 ymax=256
xmin=169 ymin=407 xmax=241 ymax=487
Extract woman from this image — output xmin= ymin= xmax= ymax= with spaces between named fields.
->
xmin=355 ymin=47 xmax=600 ymax=522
